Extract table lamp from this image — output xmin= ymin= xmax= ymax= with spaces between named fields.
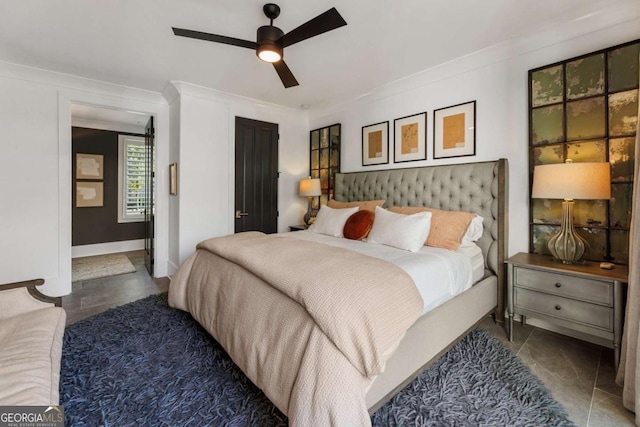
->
xmin=299 ymin=177 xmax=321 ymax=226
xmin=531 ymin=160 xmax=611 ymax=264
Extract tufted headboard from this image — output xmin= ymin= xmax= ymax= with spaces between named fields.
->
xmin=334 ymin=159 xmax=508 ymax=322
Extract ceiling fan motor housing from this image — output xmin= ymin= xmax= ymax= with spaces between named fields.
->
xmin=256 ymin=25 xmax=284 ymax=62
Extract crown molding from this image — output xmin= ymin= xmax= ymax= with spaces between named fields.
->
xmin=0 ymin=60 xmax=166 ymax=105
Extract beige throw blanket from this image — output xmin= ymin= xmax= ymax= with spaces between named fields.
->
xmin=169 ymin=232 xmax=423 ymax=426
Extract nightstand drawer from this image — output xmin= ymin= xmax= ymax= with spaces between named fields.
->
xmin=515 ymin=288 xmax=612 ymax=331
xmin=514 ymin=267 xmax=612 ymax=306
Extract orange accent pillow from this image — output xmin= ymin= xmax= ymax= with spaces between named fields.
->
xmin=328 ymin=199 xmax=386 ymax=212
xmin=343 ymin=210 xmax=375 ymax=241
xmin=388 ymin=206 xmax=476 ymax=251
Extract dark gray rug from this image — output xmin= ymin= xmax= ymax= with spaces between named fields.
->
xmin=60 ymin=294 xmax=575 ymax=426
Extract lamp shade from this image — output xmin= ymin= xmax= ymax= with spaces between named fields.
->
xmin=532 ymin=162 xmax=611 ymax=200
xmin=299 ymin=178 xmax=321 ymax=197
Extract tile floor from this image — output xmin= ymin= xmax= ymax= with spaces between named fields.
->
xmin=481 ymin=317 xmax=635 ymax=426
xmin=62 ymin=252 xmax=635 ymax=426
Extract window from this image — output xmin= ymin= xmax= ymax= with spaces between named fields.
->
xmin=118 ymin=135 xmax=146 ymax=223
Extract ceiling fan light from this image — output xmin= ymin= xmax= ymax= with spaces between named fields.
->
xmin=258 ymin=46 xmax=282 ymax=63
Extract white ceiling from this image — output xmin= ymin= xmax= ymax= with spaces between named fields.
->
xmin=0 ymin=0 xmax=628 ymax=109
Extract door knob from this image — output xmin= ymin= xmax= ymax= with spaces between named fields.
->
xmin=235 ymin=210 xmax=249 ymax=219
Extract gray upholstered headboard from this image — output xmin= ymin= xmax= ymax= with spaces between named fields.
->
xmin=334 ymin=159 xmax=508 ymax=322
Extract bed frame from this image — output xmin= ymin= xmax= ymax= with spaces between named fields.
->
xmin=333 ymin=159 xmax=508 ymax=412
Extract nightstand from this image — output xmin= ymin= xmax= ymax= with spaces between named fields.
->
xmin=289 ymin=225 xmax=308 ymax=231
xmin=506 ymin=252 xmax=628 ymax=369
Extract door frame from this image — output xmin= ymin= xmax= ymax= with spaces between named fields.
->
xmin=144 ymin=116 xmax=154 ymax=275
xmin=57 ymin=92 xmax=169 ymax=296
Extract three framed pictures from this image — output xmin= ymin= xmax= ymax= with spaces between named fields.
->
xmin=361 ymin=101 xmax=476 ymax=165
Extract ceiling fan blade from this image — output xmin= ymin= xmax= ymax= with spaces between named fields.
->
xmin=279 ymin=8 xmax=347 ymax=48
xmin=273 ymin=60 xmax=299 ymax=88
xmin=172 ymin=27 xmax=257 ymax=50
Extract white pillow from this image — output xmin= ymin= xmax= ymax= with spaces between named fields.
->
xmin=462 ymin=215 xmax=484 ymax=245
xmin=308 ymin=205 xmax=359 ymax=237
xmin=367 ymin=206 xmax=432 ymax=252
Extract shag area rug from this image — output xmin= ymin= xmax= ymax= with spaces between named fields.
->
xmin=60 ymin=294 xmax=575 ymax=426
xmin=72 ymin=253 xmax=136 ymax=282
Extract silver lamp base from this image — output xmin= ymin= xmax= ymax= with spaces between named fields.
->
xmin=303 ymin=197 xmax=314 ymax=226
xmin=548 ymin=200 xmax=588 ymax=264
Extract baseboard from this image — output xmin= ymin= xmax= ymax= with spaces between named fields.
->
xmin=72 ymin=240 xmax=144 ymax=258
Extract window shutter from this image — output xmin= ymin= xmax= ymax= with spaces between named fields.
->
xmin=118 ymin=135 xmax=146 ymax=222
xmin=124 ymin=142 xmax=146 ymax=217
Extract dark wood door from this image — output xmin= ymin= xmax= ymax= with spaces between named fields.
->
xmin=144 ymin=116 xmax=154 ymax=275
xmin=235 ymin=117 xmax=278 ymax=234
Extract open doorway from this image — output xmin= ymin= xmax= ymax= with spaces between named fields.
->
xmin=70 ymin=104 xmax=155 ymax=290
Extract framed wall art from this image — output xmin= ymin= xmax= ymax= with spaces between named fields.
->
xmin=362 ymin=121 xmax=389 ymax=166
xmin=394 ymin=112 xmax=427 ymax=163
xmin=433 ymin=101 xmax=476 ymax=159
xmin=76 ymin=153 xmax=104 ymax=180
xmin=169 ymin=162 xmax=178 ymax=195
xmin=76 ymin=182 xmax=104 ymax=207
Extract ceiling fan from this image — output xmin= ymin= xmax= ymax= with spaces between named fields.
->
xmin=172 ymin=4 xmax=347 ymax=88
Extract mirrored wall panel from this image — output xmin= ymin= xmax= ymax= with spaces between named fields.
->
xmin=309 ymin=124 xmax=341 ymax=213
xmin=529 ymin=39 xmax=639 ymax=264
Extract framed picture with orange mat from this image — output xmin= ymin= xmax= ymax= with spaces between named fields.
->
xmin=362 ymin=121 xmax=389 ymax=166
xmin=433 ymin=101 xmax=476 ymax=159
xmin=394 ymin=112 xmax=427 ymax=163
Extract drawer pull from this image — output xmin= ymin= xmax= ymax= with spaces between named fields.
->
xmin=555 ymin=305 xmax=561 ymax=310
xmin=555 ymin=283 xmax=562 ymax=288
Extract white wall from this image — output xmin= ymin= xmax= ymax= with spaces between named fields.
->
xmin=0 ymin=61 xmax=170 ymax=296
xmin=0 ymin=76 xmax=61 ymax=292
xmin=177 ymin=92 xmax=230 ymax=266
xmin=166 ymin=91 xmax=181 ymax=276
xmin=163 ymin=82 xmax=309 ymax=269
xmin=309 ymin=2 xmax=640 ymax=257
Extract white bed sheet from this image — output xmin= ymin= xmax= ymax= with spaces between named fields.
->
xmin=460 ymin=243 xmax=485 ymax=284
xmin=283 ymin=231 xmax=483 ymax=315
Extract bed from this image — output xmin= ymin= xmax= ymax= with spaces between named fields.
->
xmin=169 ymin=159 xmax=508 ymax=426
